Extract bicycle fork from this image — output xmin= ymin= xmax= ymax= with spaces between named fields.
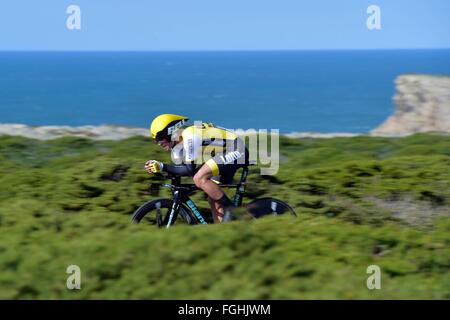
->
xmin=166 ymin=191 xmax=181 ymax=229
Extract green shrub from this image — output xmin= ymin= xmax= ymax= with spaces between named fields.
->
xmin=0 ymin=134 xmax=449 ymax=299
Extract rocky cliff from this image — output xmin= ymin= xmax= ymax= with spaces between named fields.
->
xmin=371 ymin=74 xmax=450 ymax=136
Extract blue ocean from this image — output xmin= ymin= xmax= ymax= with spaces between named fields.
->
xmin=0 ymin=50 xmax=449 ymax=133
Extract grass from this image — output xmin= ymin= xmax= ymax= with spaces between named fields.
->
xmin=0 ymin=133 xmax=449 ymax=299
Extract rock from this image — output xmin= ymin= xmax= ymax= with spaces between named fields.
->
xmin=0 ymin=123 xmax=149 ymax=140
xmin=371 ymin=74 xmax=450 ymax=136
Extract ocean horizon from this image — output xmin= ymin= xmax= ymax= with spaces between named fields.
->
xmin=1 ymin=49 xmax=449 ymax=133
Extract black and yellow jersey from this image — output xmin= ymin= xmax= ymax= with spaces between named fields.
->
xmin=164 ymin=122 xmax=248 ymax=179
xmin=178 ymin=122 xmax=238 ymax=164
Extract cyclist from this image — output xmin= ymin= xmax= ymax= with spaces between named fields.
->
xmin=145 ymin=114 xmax=249 ymax=223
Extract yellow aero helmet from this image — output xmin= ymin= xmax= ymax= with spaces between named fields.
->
xmin=150 ymin=114 xmax=188 ymax=140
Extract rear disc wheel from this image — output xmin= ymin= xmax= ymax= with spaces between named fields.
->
xmin=246 ymin=197 xmax=296 ymax=219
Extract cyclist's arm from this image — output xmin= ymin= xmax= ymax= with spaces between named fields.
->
xmin=162 ymin=163 xmax=196 ymax=176
xmin=161 ymin=127 xmax=202 ymax=176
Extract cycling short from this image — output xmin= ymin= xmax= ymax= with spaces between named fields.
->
xmin=204 ymin=138 xmax=249 ymax=184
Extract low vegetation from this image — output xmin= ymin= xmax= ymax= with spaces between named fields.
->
xmin=0 ymin=133 xmax=449 ymax=299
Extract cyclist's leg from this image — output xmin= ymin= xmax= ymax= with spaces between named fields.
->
xmin=218 ymin=165 xmax=240 ymax=222
xmin=206 ymin=164 xmax=240 ymax=222
xmin=193 ymin=138 xmax=247 ymax=223
xmin=193 ymin=164 xmax=223 ymax=200
xmin=207 ymin=195 xmax=223 ymax=223
xmin=193 ymin=164 xmax=230 ymax=223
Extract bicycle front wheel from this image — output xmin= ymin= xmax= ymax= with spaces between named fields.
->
xmin=131 ymin=198 xmax=197 ymax=227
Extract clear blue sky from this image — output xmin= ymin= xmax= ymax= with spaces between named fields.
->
xmin=1 ymin=0 xmax=449 ymax=51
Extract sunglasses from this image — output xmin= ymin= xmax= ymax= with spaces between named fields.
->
xmin=154 ymin=135 xmax=170 ymax=145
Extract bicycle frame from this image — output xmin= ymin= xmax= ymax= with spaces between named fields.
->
xmin=162 ymin=166 xmax=249 ymax=228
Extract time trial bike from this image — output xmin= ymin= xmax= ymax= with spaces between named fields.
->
xmin=131 ymin=165 xmax=296 ymax=228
